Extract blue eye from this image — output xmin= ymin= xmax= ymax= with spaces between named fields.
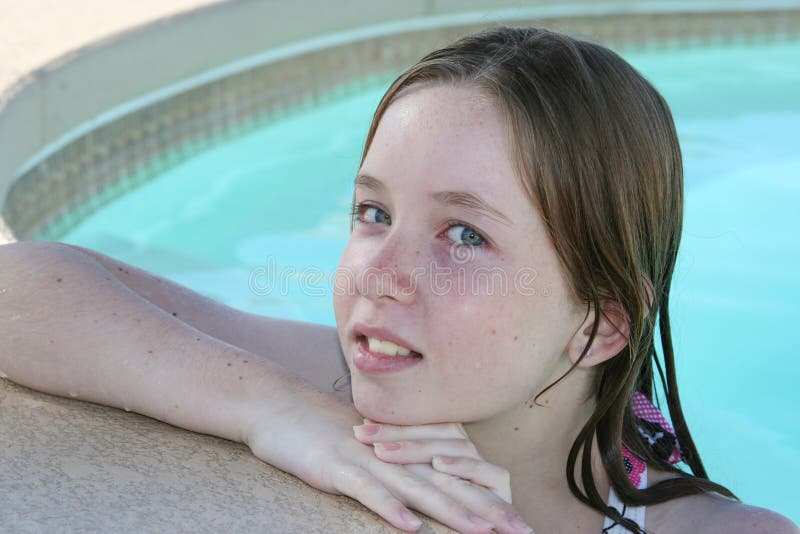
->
xmin=352 ymin=203 xmax=391 ymax=225
xmin=446 ymin=224 xmax=486 ymax=247
xmin=350 ymin=202 xmax=489 ymax=250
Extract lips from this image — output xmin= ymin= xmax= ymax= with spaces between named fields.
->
xmin=353 ymin=337 xmax=424 ymax=374
xmin=351 ymin=322 xmax=424 ymax=357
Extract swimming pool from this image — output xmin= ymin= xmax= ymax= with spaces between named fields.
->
xmin=61 ymin=39 xmax=800 ymax=522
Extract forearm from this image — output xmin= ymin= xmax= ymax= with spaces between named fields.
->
xmin=0 ymin=241 xmax=328 ymax=445
xmin=60 ymin=243 xmax=263 ymax=350
xmin=58 ymin=243 xmax=348 ymax=394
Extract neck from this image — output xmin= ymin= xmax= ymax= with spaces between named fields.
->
xmin=463 ymin=359 xmax=611 ymax=532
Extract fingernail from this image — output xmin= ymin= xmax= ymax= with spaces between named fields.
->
xmin=401 ymin=509 xmax=422 ymax=529
xmin=358 ymin=424 xmax=380 ymax=435
xmin=375 ymin=441 xmax=401 ymax=450
xmin=509 ymin=513 xmax=534 ymax=533
xmin=468 ymin=513 xmax=494 ymax=529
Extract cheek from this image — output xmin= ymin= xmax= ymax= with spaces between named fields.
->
xmin=332 ymin=251 xmax=358 ymax=357
xmin=427 ymin=289 xmax=537 ymax=403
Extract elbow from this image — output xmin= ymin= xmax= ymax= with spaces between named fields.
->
xmin=0 ymin=240 xmax=87 ymax=287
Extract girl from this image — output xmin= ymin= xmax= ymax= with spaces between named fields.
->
xmin=0 ymin=26 xmax=796 ymax=534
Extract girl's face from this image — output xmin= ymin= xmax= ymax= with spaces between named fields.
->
xmin=333 ymin=84 xmax=583 ymax=425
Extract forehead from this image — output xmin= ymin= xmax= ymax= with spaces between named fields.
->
xmin=358 ymin=84 xmax=567 ymax=288
xmin=361 ymin=84 xmax=523 ymax=200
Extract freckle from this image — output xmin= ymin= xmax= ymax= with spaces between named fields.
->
xmin=104 ymin=277 xmax=110 ymax=281
xmin=514 ymin=426 xmax=519 ymax=431
xmin=56 ymin=278 xmax=62 ymax=283
xmin=528 ymin=404 xmax=533 ymax=409
xmin=544 ymin=399 xmax=550 ymax=405
xmin=49 ymin=339 xmax=54 ymax=344
xmin=174 ymin=404 xmax=179 ymax=409
xmin=243 ymin=360 xmax=248 ymax=364
xmin=196 ymin=337 xmax=201 ymax=341
xmin=491 ymin=329 xmax=496 ymax=335
xmin=135 ymin=318 xmax=141 ymax=324
xmin=239 ymin=376 xmax=243 ymax=380
xmin=117 ymin=267 xmax=123 ymax=272
xmin=93 ymin=319 xmax=99 ymax=324
xmin=227 ymin=363 xmax=232 ymax=367
xmin=111 ymin=312 xmax=118 ymax=316
xmin=124 ymin=270 xmax=130 ymax=275
xmin=514 ymin=336 xmax=518 ymax=341
xmin=147 ymin=350 xmax=153 ymax=354
xmin=415 ymin=250 xmax=420 ymax=256
xmin=172 ymin=312 xmax=177 ymax=317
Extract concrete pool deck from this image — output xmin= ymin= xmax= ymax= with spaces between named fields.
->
xmin=1 ymin=378 xmax=446 ymax=532
xmin=0 ymin=0 xmax=222 ymax=103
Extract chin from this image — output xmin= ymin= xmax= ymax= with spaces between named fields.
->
xmin=352 ymin=390 xmax=431 ymax=426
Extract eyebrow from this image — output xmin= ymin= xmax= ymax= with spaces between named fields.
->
xmin=354 ymin=173 xmax=513 ymax=227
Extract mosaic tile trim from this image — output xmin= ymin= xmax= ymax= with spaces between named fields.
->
xmin=3 ymin=9 xmax=799 ymax=240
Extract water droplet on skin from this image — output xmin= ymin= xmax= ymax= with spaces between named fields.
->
xmin=69 ymin=391 xmax=78 ymax=398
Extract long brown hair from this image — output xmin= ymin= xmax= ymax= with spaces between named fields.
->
xmin=346 ymin=26 xmax=737 ymax=532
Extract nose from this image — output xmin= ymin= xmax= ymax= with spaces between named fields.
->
xmin=356 ymin=229 xmax=420 ymax=304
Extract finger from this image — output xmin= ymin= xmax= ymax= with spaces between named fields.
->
xmin=365 ymin=417 xmax=467 ymax=439
xmin=364 ymin=417 xmax=469 ymax=439
xmin=455 ymin=422 xmax=469 ymax=438
xmin=433 ymin=455 xmax=512 ymax=503
xmin=354 ymin=421 xmax=472 ymax=445
xmin=407 ymin=463 xmax=534 ymax=534
xmin=371 ymin=438 xmax=483 ymax=464
xmin=369 ymin=460 xmax=497 ymax=534
xmin=328 ymin=462 xmax=424 ymax=532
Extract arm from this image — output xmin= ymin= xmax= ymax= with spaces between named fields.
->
xmin=58 ymin=242 xmax=349 ymax=398
xmin=0 ymin=240 xmax=367 ymax=495
xmin=0 ymin=240 xmax=329 ymax=447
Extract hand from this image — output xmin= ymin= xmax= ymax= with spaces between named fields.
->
xmin=353 ymin=418 xmax=534 ymax=534
xmin=245 ymin=390 xmax=532 ymax=533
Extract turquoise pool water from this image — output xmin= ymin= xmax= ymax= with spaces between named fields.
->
xmin=62 ymin=40 xmax=799 ymax=522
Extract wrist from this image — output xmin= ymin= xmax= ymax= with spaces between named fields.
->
xmin=238 ymin=361 xmax=348 ymax=446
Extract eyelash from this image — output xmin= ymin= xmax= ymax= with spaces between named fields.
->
xmin=349 ymin=202 xmax=490 ymax=249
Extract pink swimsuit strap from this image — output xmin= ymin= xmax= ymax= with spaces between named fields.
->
xmin=620 ymin=391 xmax=683 ymax=488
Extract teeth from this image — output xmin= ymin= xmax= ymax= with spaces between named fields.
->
xmin=366 ymin=336 xmax=415 ymax=357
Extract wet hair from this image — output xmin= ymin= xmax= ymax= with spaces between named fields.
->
xmin=341 ymin=26 xmax=738 ymax=532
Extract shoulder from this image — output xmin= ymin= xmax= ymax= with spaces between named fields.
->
xmin=679 ymin=495 xmax=797 ymax=534
xmin=645 ymin=471 xmax=798 ymax=533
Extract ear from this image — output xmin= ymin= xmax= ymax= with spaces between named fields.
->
xmin=566 ymin=300 xmax=630 ymax=368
